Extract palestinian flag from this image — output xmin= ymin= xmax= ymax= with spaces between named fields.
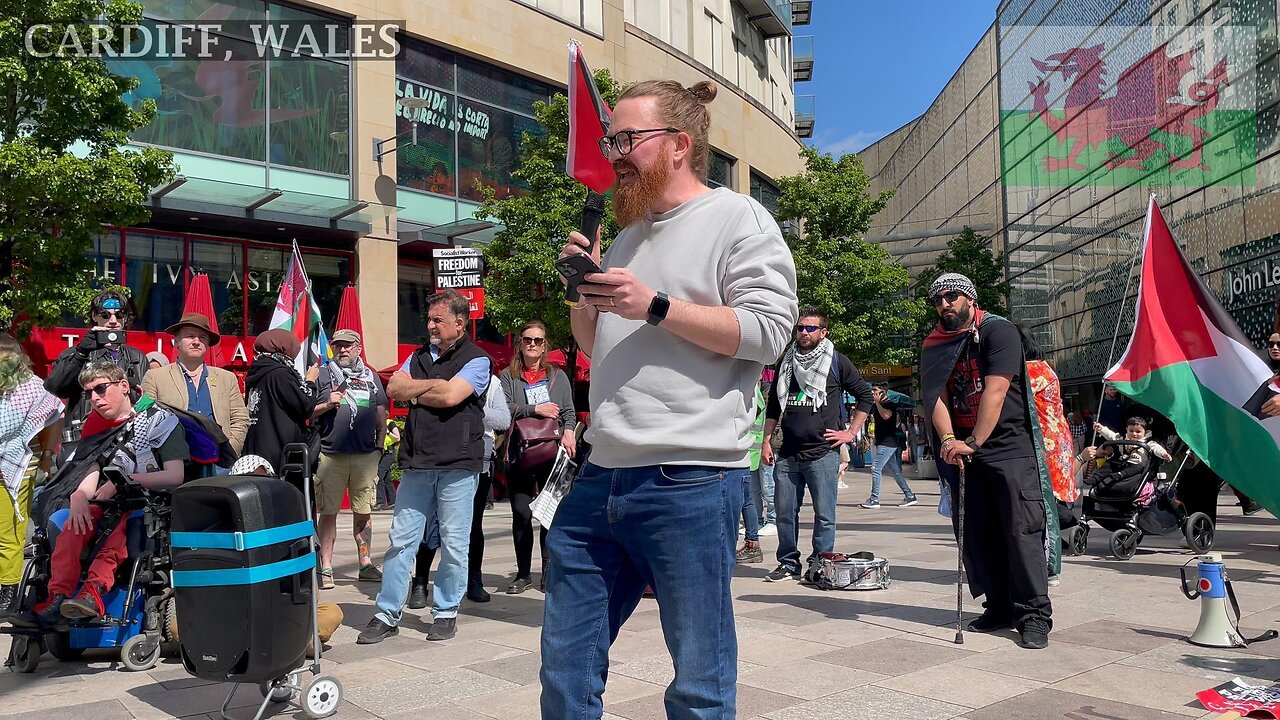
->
xmin=1105 ymin=197 xmax=1280 ymax=517
xmin=269 ymin=243 xmax=333 ymax=376
xmin=567 ymin=41 xmax=615 ymax=193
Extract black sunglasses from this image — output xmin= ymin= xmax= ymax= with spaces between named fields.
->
xmin=521 ymin=337 xmax=546 ymax=346
xmin=598 ymin=127 xmax=678 ymax=156
xmin=95 ymin=310 xmax=128 ymax=320
xmin=931 ymin=291 xmax=963 ymax=306
xmin=794 ymin=324 xmax=825 ymax=334
xmin=86 ymin=381 xmax=118 ymax=397
xmin=1268 ymin=341 xmax=1280 ymax=349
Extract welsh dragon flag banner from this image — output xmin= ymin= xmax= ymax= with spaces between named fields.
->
xmin=1105 ymin=197 xmax=1280 ymax=517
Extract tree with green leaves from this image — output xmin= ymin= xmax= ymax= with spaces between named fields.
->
xmin=0 ymin=0 xmax=177 ymax=336
xmin=476 ymin=70 xmax=621 ymax=354
xmin=914 ymin=225 xmax=1010 ymax=319
xmin=776 ymin=147 xmax=922 ymax=365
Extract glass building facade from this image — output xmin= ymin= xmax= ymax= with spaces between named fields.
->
xmin=998 ymin=0 xmax=1280 ymax=388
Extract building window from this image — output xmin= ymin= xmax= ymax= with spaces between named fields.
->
xmin=110 ymin=1 xmax=352 ymax=176
xmin=709 ymin=12 xmax=724 ymax=73
xmin=513 ymin=0 xmax=604 ymax=34
xmin=750 ymin=170 xmax=781 ymax=215
xmin=398 ymin=263 xmax=435 ymax=345
xmin=708 ymin=150 xmax=735 ymax=189
xmin=395 ymin=37 xmax=556 ymax=201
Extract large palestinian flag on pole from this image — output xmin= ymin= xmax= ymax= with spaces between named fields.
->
xmin=1105 ymin=196 xmax=1280 ymax=517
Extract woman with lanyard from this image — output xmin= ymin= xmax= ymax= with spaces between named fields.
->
xmin=499 ymin=321 xmax=576 ymax=594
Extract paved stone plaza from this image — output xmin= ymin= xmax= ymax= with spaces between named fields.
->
xmin=2 ymin=467 xmax=1277 ymax=720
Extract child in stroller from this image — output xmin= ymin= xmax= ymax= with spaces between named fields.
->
xmin=1084 ymin=417 xmax=1172 ymax=506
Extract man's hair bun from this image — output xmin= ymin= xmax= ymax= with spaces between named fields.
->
xmin=687 ymin=81 xmax=717 ymax=104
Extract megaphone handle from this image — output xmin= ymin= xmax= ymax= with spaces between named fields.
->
xmin=1179 ymin=564 xmax=1200 ymax=600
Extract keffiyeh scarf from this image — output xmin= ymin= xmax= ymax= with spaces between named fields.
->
xmin=0 ymin=377 xmax=64 ymax=517
xmin=777 ymin=338 xmax=835 ymax=414
xmin=331 ymin=357 xmax=379 ymax=429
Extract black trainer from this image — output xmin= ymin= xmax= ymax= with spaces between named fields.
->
xmin=356 ymin=617 xmax=398 ymax=645
xmin=466 ymin=582 xmax=491 ymax=603
xmin=1017 ymin=617 xmax=1050 ymax=649
xmin=764 ymin=566 xmax=800 ymax=583
xmin=407 ymin=579 xmax=429 ymax=610
xmin=425 ymin=617 xmax=457 ymax=641
xmin=966 ymin=611 xmax=1013 ymax=633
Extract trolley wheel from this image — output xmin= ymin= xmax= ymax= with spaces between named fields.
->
xmin=260 ymin=672 xmax=300 ymax=704
xmin=1183 ymin=512 xmax=1215 ymax=553
xmin=11 ymin=635 xmax=42 ymax=673
xmin=120 ymin=634 xmax=161 ymax=672
xmin=1109 ymin=528 xmax=1140 ymax=561
xmin=45 ymin=631 xmax=84 ymax=662
xmin=303 ymin=674 xmax=343 ymax=718
xmin=1068 ymin=524 xmax=1089 ymax=556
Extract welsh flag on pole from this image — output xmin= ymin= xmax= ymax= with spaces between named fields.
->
xmin=1105 ymin=197 xmax=1280 ymax=517
xmin=269 ymin=243 xmax=333 ymax=376
xmin=567 ymin=41 xmax=615 ymax=193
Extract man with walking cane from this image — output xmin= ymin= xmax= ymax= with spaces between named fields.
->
xmin=920 ymin=273 xmax=1053 ymax=650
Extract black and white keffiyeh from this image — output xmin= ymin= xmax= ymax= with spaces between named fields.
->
xmin=777 ymin=338 xmax=835 ymax=414
xmin=928 ymin=273 xmax=978 ymax=301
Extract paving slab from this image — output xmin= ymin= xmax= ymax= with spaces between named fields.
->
xmin=761 ymin=685 xmax=971 ymax=720
xmin=1050 ymin=663 xmax=1224 ymax=716
xmin=963 ymin=687 xmax=1196 ymax=720
xmin=875 ymin=663 xmax=1045 ymax=708
xmin=809 ymin=636 xmax=976 ymax=676
xmin=1052 ymin=619 xmax=1186 ymax=654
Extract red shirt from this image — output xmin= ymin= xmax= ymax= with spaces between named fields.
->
xmin=521 ymin=367 xmax=548 ymax=387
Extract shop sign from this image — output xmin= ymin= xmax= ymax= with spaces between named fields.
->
xmin=857 ymin=363 xmax=913 ymax=378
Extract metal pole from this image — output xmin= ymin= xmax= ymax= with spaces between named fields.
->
xmin=1090 ymin=239 xmax=1143 ymax=447
xmin=955 ymin=460 xmax=966 ymax=645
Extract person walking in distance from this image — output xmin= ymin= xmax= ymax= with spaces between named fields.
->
xmin=499 ymin=320 xmax=576 ymax=594
xmin=861 ymin=383 xmax=917 ymax=509
xmin=762 ymin=309 xmax=873 ymax=584
xmin=544 ymin=79 xmax=797 ymax=719
xmin=920 ymin=273 xmax=1053 ymax=650
xmin=359 ymin=290 xmax=491 ymax=644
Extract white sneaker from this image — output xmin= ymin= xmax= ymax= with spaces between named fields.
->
xmin=1048 ymin=574 xmax=1061 ymax=587
xmin=838 ymin=480 xmax=849 ymax=489
xmin=860 ymin=501 xmax=880 ymax=509
xmin=899 ymin=498 xmax=919 ymax=507
xmin=758 ymin=523 xmax=777 ymax=536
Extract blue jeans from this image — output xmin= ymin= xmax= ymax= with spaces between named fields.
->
xmin=540 ymin=463 xmax=745 ymax=720
xmin=374 ymin=469 xmax=477 ymax=624
xmin=868 ymin=445 xmax=915 ymax=504
xmin=740 ymin=474 xmax=759 ymax=542
xmin=752 ymin=463 xmax=775 ymax=526
xmin=774 ymin=452 xmax=840 ymax=573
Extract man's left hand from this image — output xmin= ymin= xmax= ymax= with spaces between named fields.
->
xmin=942 ymin=440 xmax=976 ymax=465
xmin=93 ymin=483 xmax=118 ymax=501
xmin=823 ymin=428 xmax=855 ymax=447
xmin=1262 ymin=395 xmax=1280 ymax=418
xmin=577 ymin=269 xmax=655 ymax=321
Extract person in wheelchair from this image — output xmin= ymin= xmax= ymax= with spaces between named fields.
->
xmin=10 ymin=361 xmax=185 ymax=627
xmin=1084 ymin=417 xmax=1171 ymax=504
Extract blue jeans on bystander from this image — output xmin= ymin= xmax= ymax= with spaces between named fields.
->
xmin=773 ymin=452 xmax=840 ymax=574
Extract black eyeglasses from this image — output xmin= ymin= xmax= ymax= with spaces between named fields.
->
xmin=521 ymin=337 xmax=546 ymax=346
xmin=86 ymin=381 xmax=117 ymax=397
xmin=598 ymin=127 xmax=678 ymax=157
xmin=1268 ymin=341 xmax=1280 ymax=349
xmin=931 ymin=291 xmax=962 ymax=306
xmin=794 ymin=324 xmax=825 ymax=334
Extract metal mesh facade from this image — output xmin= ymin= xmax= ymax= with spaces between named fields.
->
xmin=998 ymin=0 xmax=1280 ymax=388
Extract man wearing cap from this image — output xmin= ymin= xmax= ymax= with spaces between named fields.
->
xmin=141 ymin=312 xmax=250 ymax=455
xmin=311 ymin=329 xmax=388 ymax=587
xmin=46 ymin=289 xmax=149 ymax=447
xmin=919 ymin=272 xmax=1052 ymax=650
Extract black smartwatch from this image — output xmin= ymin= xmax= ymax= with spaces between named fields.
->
xmin=647 ymin=291 xmax=670 ymax=326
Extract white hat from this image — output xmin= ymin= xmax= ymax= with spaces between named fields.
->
xmin=230 ymin=455 xmax=275 ymax=476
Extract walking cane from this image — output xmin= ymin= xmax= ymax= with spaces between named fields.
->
xmin=954 ymin=459 xmax=967 ymax=645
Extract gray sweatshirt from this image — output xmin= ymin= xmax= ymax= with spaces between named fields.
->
xmin=586 ymin=187 xmax=798 ymax=468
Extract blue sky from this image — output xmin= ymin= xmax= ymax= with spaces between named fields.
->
xmin=802 ymin=2 xmax=996 ymax=156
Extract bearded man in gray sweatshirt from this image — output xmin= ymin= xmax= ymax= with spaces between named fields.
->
xmin=540 ymin=78 xmax=798 ymax=720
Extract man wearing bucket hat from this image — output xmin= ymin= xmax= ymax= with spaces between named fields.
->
xmin=919 ymin=272 xmax=1052 ymax=650
xmin=142 ymin=312 xmax=250 ymax=455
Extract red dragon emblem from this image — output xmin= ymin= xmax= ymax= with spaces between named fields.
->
xmin=1027 ymin=42 xmax=1230 ymax=173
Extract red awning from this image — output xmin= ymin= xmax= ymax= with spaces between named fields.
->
xmin=182 ymin=272 xmax=225 ymax=367
xmin=335 ymin=284 xmax=367 ymax=361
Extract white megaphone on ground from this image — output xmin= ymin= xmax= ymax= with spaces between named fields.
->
xmin=1179 ymin=553 xmax=1278 ymax=648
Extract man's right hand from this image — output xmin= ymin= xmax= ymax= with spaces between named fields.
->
xmin=558 ymin=230 xmax=602 ymax=286
xmin=76 ymin=328 xmax=107 ymax=354
xmin=535 ymin=402 xmax=560 ymax=419
xmin=305 ymin=364 xmax=321 ymax=382
xmin=762 ymin=443 xmax=775 ymax=466
xmin=68 ymin=493 xmax=93 ymax=535
xmin=328 ymin=391 xmax=345 ymax=406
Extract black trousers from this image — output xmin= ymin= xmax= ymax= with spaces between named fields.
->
xmin=508 ymin=463 xmax=549 ymax=579
xmin=950 ymin=454 xmax=1053 ymax=629
xmin=413 ymin=472 xmax=490 ymax=588
xmin=374 ymin=449 xmax=396 ymax=507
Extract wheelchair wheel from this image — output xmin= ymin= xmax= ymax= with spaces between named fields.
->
xmin=1109 ymin=528 xmax=1140 ymax=561
xmin=1183 ymin=512 xmax=1215 ymax=553
xmin=121 ymin=634 xmax=161 ymax=672
xmin=11 ymin=635 xmax=42 ymax=673
xmin=46 ymin=631 xmax=84 ymax=662
xmin=1068 ymin=524 xmax=1089 ymax=556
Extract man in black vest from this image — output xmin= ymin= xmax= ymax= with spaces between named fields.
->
xmin=358 ymin=290 xmax=491 ymax=644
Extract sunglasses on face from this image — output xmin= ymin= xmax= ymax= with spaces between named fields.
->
xmin=794 ymin=324 xmax=825 ymax=334
xmin=931 ymin=291 xmax=963 ymax=306
xmin=95 ymin=310 xmax=127 ymax=320
xmin=1268 ymin=341 xmax=1280 ymax=349
xmin=86 ymin=381 xmax=118 ymax=397
xmin=521 ymin=337 xmax=546 ymax=346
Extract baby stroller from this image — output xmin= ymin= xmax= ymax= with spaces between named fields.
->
xmin=2 ymin=466 xmax=175 ymax=673
xmin=1070 ymin=439 xmax=1214 ymax=560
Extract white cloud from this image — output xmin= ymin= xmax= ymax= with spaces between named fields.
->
xmin=812 ymin=129 xmax=888 ymax=156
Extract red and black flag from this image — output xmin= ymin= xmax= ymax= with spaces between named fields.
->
xmin=567 ymin=41 xmax=615 ymax=193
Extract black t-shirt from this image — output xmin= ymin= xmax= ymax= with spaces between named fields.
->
xmin=766 ymin=353 xmax=873 ymax=462
xmin=873 ymin=401 xmax=901 ymax=449
xmin=945 ymin=319 xmax=1033 ymax=461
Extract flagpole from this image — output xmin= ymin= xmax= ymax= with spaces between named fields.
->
xmin=1089 ymin=196 xmax=1150 ymax=447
